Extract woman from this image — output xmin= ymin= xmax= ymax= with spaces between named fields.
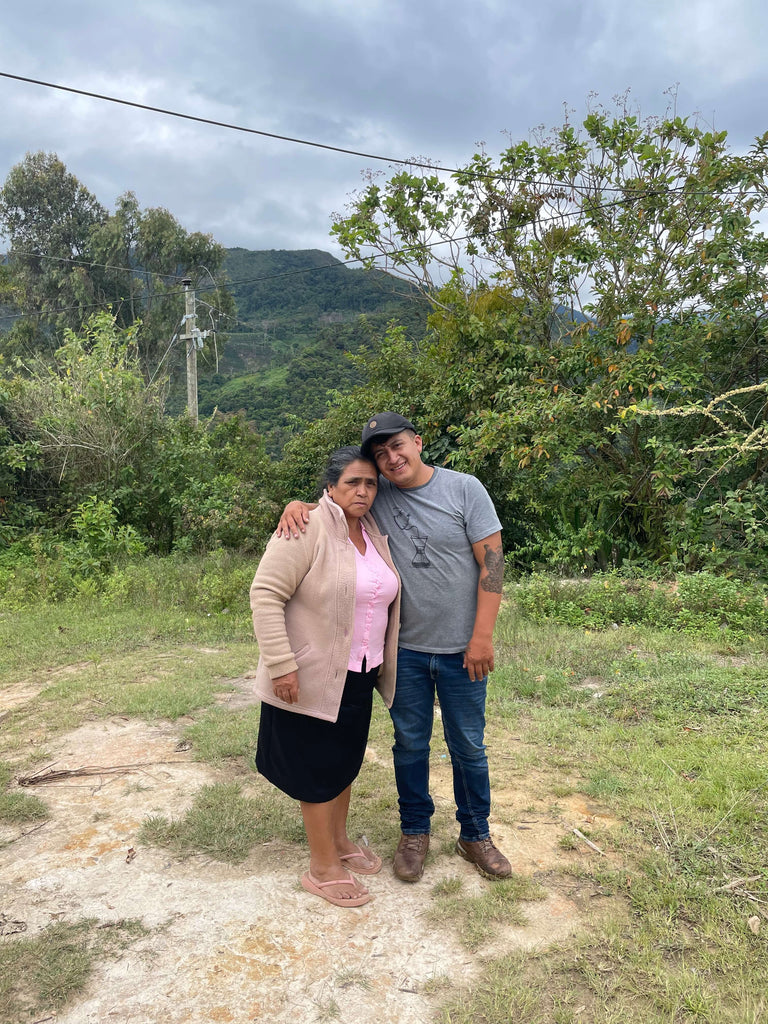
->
xmin=250 ymin=447 xmax=400 ymax=908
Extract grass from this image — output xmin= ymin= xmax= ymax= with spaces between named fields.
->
xmin=430 ymin=874 xmax=546 ymax=951
xmin=439 ymin=929 xmax=768 ymax=1023
xmin=182 ymin=706 xmax=262 ymax=764
xmin=138 ymin=780 xmax=306 ymax=861
xmin=0 ymin=762 xmax=49 ymax=827
xmin=2 ymin=572 xmax=768 ymax=1022
xmin=137 ymin=716 xmax=404 ymax=863
xmin=0 ymin=596 xmax=258 ymax=764
xmin=0 ymin=918 xmax=147 ymax=1024
xmin=436 ymin=604 xmax=768 ymax=1023
xmin=335 ymin=966 xmax=372 ymax=990
xmin=0 ymin=599 xmax=253 ymax=681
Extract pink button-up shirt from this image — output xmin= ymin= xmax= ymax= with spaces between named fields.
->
xmin=348 ymin=526 xmax=399 ymax=671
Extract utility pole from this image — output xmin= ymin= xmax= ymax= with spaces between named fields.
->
xmin=180 ymin=278 xmax=208 ymax=426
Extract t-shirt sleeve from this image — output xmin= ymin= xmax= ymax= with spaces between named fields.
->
xmin=463 ymin=475 xmax=502 ymax=543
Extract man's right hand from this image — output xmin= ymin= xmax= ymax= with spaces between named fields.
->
xmin=276 ymin=501 xmax=312 ymax=538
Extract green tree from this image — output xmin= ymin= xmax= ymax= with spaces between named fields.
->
xmin=156 ymin=413 xmax=278 ymax=554
xmin=2 ymin=314 xmax=276 ymax=554
xmin=331 ymin=97 xmax=768 ymax=569
xmin=1 ymin=155 xmax=234 ymax=378
xmin=0 ymin=151 xmax=106 ymax=349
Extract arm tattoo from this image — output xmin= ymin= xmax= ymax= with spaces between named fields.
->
xmin=480 ymin=544 xmax=504 ymax=593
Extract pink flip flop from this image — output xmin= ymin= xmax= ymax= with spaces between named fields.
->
xmin=340 ymin=843 xmax=383 ymax=875
xmin=301 ymin=871 xmax=372 ymax=908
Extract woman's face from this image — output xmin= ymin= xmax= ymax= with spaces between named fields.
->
xmin=327 ymin=459 xmax=378 ymax=520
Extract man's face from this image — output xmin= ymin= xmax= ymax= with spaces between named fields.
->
xmin=370 ymin=431 xmax=428 ymax=488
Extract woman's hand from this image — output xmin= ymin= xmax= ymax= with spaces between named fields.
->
xmin=276 ymin=501 xmax=313 ymax=538
xmin=272 ymin=670 xmax=299 ymax=704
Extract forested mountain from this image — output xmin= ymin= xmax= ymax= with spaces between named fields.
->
xmin=225 ymin=247 xmax=417 ymax=318
xmin=195 ymin=248 xmax=428 ymax=446
xmin=216 ymin=247 xmax=424 ymax=373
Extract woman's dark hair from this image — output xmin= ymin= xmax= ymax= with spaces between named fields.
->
xmin=319 ymin=445 xmax=376 ymax=493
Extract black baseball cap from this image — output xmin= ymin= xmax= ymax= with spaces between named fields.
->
xmin=361 ymin=412 xmax=417 ymax=457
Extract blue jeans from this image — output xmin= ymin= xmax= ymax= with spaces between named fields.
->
xmin=390 ymin=648 xmax=491 ymax=842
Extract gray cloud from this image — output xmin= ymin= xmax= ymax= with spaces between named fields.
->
xmin=1 ymin=0 xmax=767 ymax=254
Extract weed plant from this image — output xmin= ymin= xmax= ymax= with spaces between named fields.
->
xmin=430 ymin=875 xmax=546 ymax=951
xmin=183 ymin=707 xmax=262 ymax=765
xmin=0 ymin=545 xmax=259 ymax=613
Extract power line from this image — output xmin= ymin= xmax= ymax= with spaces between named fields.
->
xmin=0 ymin=71 xmax=454 ymax=175
xmin=0 ymin=244 xmax=370 ymax=291
xmin=0 ymin=252 xmax=365 ymax=324
xmin=2 ymin=71 xmax=766 ymax=200
xmin=1 ymin=69 xmax=764 ymax=309
xmin=0 ymin=297 xmax=126 ymax=324
xmin=188 ymin=188 xmax=739 ymax=291
xmin=3 ymin=247 xmax=191 ymax=282
xmin=1 ymin=107 xmax=765 ymax=330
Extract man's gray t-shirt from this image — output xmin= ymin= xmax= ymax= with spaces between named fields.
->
xmin=371 ymin=466 xmax=502 ymax=653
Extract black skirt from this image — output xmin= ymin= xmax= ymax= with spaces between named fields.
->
xmin=255 ymin=663 xmax=379 ymax=803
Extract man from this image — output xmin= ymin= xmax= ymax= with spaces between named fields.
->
xmin=279 ymin=412 xmax=510 ymax=881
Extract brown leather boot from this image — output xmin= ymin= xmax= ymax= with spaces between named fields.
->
xmin=393 ymin=833 xmax=429 ymax=882
xmin=455 ymin=837 xmax=512 ymax=879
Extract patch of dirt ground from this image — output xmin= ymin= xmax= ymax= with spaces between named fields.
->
xmin=1 ymin=678 xmax=625 ymax=1023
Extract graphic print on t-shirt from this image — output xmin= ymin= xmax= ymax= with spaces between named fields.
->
xmin=392 ymin=505 xmax=431 ymax=568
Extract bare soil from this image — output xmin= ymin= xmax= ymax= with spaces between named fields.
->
xmin=1 ymin=676 xmax=624 ymax=1023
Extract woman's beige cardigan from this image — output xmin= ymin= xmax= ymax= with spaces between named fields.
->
xmin=250 ymin=492 xmax=401 ymax=723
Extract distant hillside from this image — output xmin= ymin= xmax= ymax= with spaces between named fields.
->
xmin=225 ymin=247 xmax=417 ymax=316
xmin=213 ymin=248 xmax=422 ymax=375
xmin=3 ymin=243 xmax=427 ymax=448
xmin=195 ymin=248 xmax=428 ymax=446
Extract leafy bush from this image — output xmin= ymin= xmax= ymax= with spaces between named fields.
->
xmin=674 ymin=572 xmax=768 ymax=635
xmin=101 ymin=551 xmax=257 ymax=615
xmin=70 ymin=496 xmax=146 ymax=565
xmin=183 ymin=548 xmax=256 ymax=614
xmin=0 ymin=496 xmax=148 ymax=606
xmin=0 ymin=544 xmax=258 ymax=613
xmin=2 ymin=313 xmax=167 ymax=505
xmin=170 ymin=472 xmax=278 ymax=554
xmin=512 ymin=570 xmax=768 ymax=637
xmin=662 ymin=484 xmax=768 ymax=573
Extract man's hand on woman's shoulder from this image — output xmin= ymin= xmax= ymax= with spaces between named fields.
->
xmin=276 ymin=501 xmax=315 ymax=539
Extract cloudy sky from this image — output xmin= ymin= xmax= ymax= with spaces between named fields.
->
xmin=1 ymin=0 xmax=767 ymax=258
